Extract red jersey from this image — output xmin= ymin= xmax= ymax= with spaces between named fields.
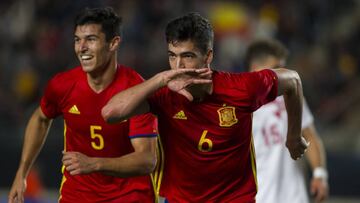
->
xmin=148 ymin=69 xmax=277 ymax=202
xmin=40 ymin=65 xmax=157 ymax=203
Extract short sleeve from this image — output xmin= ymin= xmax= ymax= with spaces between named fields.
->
xmin=147 ymin=87 xmax=169 ymax=116
xmin=246 ymin=69 xmax=278 ymax=111
xmin=129 ymin=112 xmax=158 ymax=139
xmin=40 ymin=75 xmax=64 ymax=118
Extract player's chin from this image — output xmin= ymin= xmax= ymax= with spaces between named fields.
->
xmin=81 ymin=64 xmax=95 ymax=73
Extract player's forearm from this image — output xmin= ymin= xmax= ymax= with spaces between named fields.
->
xmin=102 ymin=73 xmax=164 ymax=123
xmin=17 ymin=108 xmax=52 ymax=177
xmin=95 ymin=151 xmax=157 ymax=177
xmin=304 ymin=125 xmax=327 ymax=169
xmin=275 ymin=68 xmax=304 ymax=140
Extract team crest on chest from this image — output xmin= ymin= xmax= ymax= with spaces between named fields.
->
xmin=217 ymin=106 xmax=238 ymax=127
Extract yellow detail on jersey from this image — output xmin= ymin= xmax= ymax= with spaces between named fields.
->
xmin=61 ymin=121 xmax=67 ymax=174
xmin=90 ymin=125 xmax=104 ymax=150
xmin=58 ymin=175 xmax=67 ymax=202
xmin=173 ymin=110 xmax=187 ymax=120
xmin=217 ymin=106 xmax=238 ymax=127
xmin=150 ymin=173 xmax=158 ymax=203
xmin=198 ymin=130 xmax=213 ymax=152
xmin=68 ymin=105 xmax=80 ymax=114
xmin=152 ymin=134 xmax=165 ymax=197
xmin=63 ymin=121 xmax=67 ymax=152
xmin=59 ymin=121 xmax=67 ymax=202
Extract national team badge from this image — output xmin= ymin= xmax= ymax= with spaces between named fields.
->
xmin=217 ymin=106 xmax=238 ymax=127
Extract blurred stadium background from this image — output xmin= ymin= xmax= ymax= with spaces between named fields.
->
xmin=0 ymin=0 xmax=359 ymax=202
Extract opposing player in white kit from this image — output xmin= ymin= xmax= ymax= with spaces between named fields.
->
xmin=245 ymin=39 xmax=329 ymax=203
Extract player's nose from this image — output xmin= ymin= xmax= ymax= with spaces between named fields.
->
xmin=176 ymin=58 xmax=185 ymax=69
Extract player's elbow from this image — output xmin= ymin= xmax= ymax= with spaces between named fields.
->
xmin=140 ymin=153 xmax=157 ymax=174
xmin=278 ymin=68 xmax=302 ymax=96
xmin=287 ymin=70 xmax=302 ymax=95
xmin=101 ymin=104 xmax=126 ymax=124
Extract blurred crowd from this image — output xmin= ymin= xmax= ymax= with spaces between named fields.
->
xmin=0 ymin=0 xmax=359 ymax=194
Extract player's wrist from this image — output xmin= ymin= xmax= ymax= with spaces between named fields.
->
xmin=92 ymin=158 xmax=102 ymax=172
xmin=153 ymin=72 xmax=167 ymax=88
xmin=313 ymin=167 xmax=328 ymax=180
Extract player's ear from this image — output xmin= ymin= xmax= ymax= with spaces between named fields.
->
xmin=109 ymin=36 xmax=121 ymax=51
xmin=204 ymin=49 xmax=213 ymax=67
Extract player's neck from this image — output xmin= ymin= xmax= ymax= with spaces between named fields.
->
xmin=87 ymin=61 xmax=117 ymax=93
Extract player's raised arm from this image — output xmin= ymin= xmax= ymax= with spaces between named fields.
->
xmin=102 ymin=68 xmax=211 ymax=123
xmin=272 ymin=68 xmax=308 ymax=160
xmin=9 ymin=107 xmax=52 ymax=203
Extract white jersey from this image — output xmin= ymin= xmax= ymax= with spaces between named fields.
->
xmin=253 ymin=96 xmax=313 ymax=203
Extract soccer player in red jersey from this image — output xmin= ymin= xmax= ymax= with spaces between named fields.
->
xmin=100 ymin=13 xmax=309 ymax=202
xmin=9 ymin=7 xmax=157 ymax=203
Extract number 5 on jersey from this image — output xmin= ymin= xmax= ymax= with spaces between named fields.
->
xmin=90 ymin=125 xmax=104 ymax=150
xmin=198 ymin=130 xmax=213 ymax=152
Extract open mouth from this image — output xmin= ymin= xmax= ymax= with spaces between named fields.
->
xmin=80 ymin=55 xmax=94 ymax=61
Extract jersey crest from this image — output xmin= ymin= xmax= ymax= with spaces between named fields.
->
xmin=217 ymin=106 xmax=238 ymax=127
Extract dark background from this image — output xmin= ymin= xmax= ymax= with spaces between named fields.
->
xmin=0 ymin=0 xmax=359 ymax=201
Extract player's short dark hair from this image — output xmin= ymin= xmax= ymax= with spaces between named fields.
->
xmin=165 ymin=12 xmax=214 ymax=54
xmin=75 ymin=7 xmax=122 ymax=41
xmin=244 ymin=39 xmax=289 ymax=71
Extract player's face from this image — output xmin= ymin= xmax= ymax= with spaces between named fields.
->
xmin=168 ymin=40 xmax=212 ymax=70
xmin=74 ymin=24 xmax=115 ymax=73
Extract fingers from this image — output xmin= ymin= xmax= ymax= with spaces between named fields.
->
xmin=195 ymin=68 xmax=210 ymax=73
xmin=69 ymin=168 xmax=81 ymax=175
xmin=8 ymin=191 xmax=23 ymax=203
xmin=311 ymin=178 xmax=328 ymax=202
xmin=64 ymin=161 xmax=81 ymax=175
xmin=62 ymin=151 xmax=81 ymax=175
xmin=8 ymin=193 xmax=16 ymax=203
xmin=313 ymin=186 xmax=326 ymax=202
xmin=191 ymin=78 xmax=212 ymax=84
xmin=178 ymin=89 xmax=194 ymax=101
xmin=288 ymin=136 xmax=309 ymax=160
xmin=198 ymin=70 xmax=213 ymax=78
xmin=172 ymin=68 xmax=210 ymax=78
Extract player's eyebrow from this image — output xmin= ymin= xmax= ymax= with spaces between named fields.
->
xmin=168 ymin=50 xmax=197 ymax=57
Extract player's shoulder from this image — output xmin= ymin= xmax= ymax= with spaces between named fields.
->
xmin=50 ymin=66 xmax=83 ymax=83
xmin=213 ymin=70 xmax=249 ymax=87
xmin=45 ymin=66 xmax=84 ymax=94
xmin=115 ymin=65 xmax=145 ymax=86
xmin=117 ymin=64 xmax=141 ymax=77
xmin=214 ymin=70 xmax=254 ymax=80
xmin=215 ymin=69 xmax=275 ymax=82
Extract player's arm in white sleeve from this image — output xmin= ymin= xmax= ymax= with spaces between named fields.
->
xmin=302 ymin=101 xmax=329 ymax=202
xmin=9 ymin=107 xmax=53 ymax=203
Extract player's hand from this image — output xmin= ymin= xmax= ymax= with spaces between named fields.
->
xmin=62 ymin=151 xmax=97 ymax=175
xmin=311 ymin=177 xmax=329 ymax=202
xmin=8 ymin=172 xmax=26 ymax=203
xmin=285 ymin=136 xmax=309 ymax=160
xmin=160 ymin=68 xmax=212 ymax=100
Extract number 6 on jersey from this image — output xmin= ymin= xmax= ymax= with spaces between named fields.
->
xmin=198 ymin=130 xmax=213 ymax=152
